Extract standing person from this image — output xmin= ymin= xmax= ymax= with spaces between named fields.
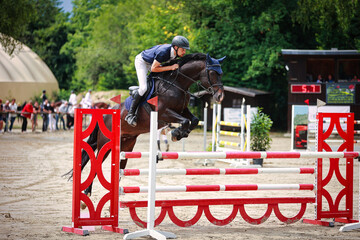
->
xmin=157 ymin=125 xmax=171 ymax=152
xmin=57 ymin=101 xmax=67 ymax=130
xmin=0 ymin=99 xmax=3 ymax=133
xmin=48 ymin=101 xmax=56 ymax=131
xmin=68 ymin=90 xmax=77 ymax=106
xmin=32 ymin=101 xmax=40 ymax=132
xmin=41 ymin=99 xmax=50 ymax=132
xmin=21 ymin=100 xmax=33 ymax=132
xmin=8 ymin=98 xmax=17 ymax=132
xmin=125 ymin=35 xmax=190 ymax=127
xmin=41 ymin=90 xmax=47 ymax=104
xmin=3 ymin=100 xmax=10 ymax=132
xmin=82 ymin=89 xmax=92 ymax=109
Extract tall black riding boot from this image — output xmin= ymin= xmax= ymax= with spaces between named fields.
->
xmin=125 ymin=91 xmax=142 ymax=127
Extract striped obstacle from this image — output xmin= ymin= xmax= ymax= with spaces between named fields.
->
xmin=120 ymin=165 xmax=316 ymax=228
xmin=211 ymin=103 xmax=253 ymax=166
xmin=120 ymin=112 xmax=359 ymax=238
xmin=119 ymin=150 xmax=358 ymax=229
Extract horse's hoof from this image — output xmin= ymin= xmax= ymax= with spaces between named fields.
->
xmin=171 ymin=129 xmax=180 ymax=142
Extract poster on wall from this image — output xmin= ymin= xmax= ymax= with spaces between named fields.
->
xmin=223 ymin=107 xmax=258 ymax=123
xmin=291 ymin=105 xmax=308 ymax=150
xmin=308 ymin=106 xmax=350 ymax=132
xmin=326 ymin=83 xmax=355 ymax=104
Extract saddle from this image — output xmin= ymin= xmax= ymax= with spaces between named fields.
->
xmin=124 ymin=75 xmax=155 ymax=114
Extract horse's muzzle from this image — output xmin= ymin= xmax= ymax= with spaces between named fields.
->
xmin=213 ymin=88 xmax=225 ymax=103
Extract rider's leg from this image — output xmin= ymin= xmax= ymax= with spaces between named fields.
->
xmin=125 ymin=54 xmax=150 ymax=127
xmin=125 ymin=90 xmax=142 ymax=126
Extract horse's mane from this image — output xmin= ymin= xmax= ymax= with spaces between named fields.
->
xmin=164 ymin=53 xmax=206 ymax=67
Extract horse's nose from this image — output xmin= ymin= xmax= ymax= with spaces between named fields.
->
xmin=215 ymin=90 xmax=225 ymax=103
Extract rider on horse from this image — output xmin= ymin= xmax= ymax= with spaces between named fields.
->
xmin=125 ymin=35 xmax=190 ymax=127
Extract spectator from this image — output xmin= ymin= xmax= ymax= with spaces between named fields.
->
xmin=0 ymin=99 xmax=3 ymax=133
xmin=83 ymin=89 xmax=92 ymax=109
xmin=3 ymin=100 xmax=10 ymax=132
xmin=8 ymin=98 xmax=17 ymax=132
xmin=351 ymin=75 xmax=359 ymax=82
xmin=157 ymin=125 xmax=171 ymax=152
xmin=57 ymin=101 xmax=67 ymax=130
xmin=67 ymin=103 xmax=81 ymax=130
xmin=21 ymin=100 xmax=33 ymax=132
xmin=69 ymin=90 xmax=77 ymax=106
xmin=327 ymin=74 xmax=334 ymax=83
xmin=32 ymin=101 xmax=40 ymax=132
xmin=41 ymin=99 xmax=50 ymax=132
xmin=49 ymin=101 xmax=56 ymax=131
xmin=41 ymin=90 xmax=47 ymax=104
xmin=316 ymin=74 xmax=323 ymax=83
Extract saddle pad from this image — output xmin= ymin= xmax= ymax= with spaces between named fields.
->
xmin=125 ymin=77 xmax=155 ymax=111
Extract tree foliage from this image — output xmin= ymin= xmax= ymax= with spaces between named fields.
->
xmin=0 ymin=0 xmax=35 ymax=54
xmin=4 ymin=0 xmax=360 ymax=129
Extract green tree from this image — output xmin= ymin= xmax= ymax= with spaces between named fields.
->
xmin=294 ymin=0 xmax=360 ymax=49
xmin=0 ymin=0 xmax=35 ymax=55
xmin=19 ymin=0 xmax=75 ymax=90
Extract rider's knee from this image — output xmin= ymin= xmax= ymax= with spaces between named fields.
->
xmin=138 ymin=85 xmax=147 ymax=96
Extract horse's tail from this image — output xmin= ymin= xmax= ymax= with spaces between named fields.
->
xmin=61 ymin=123 xmax=99 ymax=181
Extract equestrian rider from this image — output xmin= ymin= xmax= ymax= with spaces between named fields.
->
xmin=125 ymin=35 xmax=190 ymax=127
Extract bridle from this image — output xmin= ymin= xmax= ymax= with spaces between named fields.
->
xmin=154 ymin=60 xmax=223 ymax=99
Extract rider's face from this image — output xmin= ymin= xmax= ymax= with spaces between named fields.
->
xmin=176 ymin=47 xmax=186 ymax=57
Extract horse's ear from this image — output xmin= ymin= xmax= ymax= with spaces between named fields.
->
xmin=206 ymin=53 xmax=211 ymax=62
xmin=218 ymin=56 xmax=226 ymax=64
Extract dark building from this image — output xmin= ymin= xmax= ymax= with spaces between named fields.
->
xmin=282 ymin=49 xmax=360 ymax=131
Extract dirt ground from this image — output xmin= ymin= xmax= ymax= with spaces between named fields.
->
xmin=0 ymin=127 xmax=360 ymax=240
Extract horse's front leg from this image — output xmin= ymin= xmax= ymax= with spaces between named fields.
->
xmin=161 ymin=108 xmax=191 ymax=142
xmin=182 ymin=107 xmax=199 ymax=132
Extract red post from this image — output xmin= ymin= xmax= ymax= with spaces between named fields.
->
xmin=62 ymin=108 xmax=127 ymax=235
xmin=303 ymin=112 xmax=356 ymax=227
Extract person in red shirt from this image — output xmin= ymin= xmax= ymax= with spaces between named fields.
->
xmin=21 ymin=100 xmax=34 ymax=132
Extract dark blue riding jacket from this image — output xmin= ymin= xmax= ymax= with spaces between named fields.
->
xmin=141 ymin=44 xmax=172 ymax=64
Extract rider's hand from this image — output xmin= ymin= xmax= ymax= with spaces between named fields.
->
xmin=172 ymin=64 xmax=179 ymax=70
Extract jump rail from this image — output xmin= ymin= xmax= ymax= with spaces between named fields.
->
xmin=120 ymin=167 xmax=315 ymax=176
xmin=121 ymin=151 xmax=359 ymax=160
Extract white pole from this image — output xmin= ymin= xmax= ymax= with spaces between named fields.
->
xmin=203 ymin=103 xmax=208 ymax=152
xmin=124 ymin=111 xmax=176 ymax=240
xmin=216 ymin=103 xmax=221 ymax=151
xmin=246 ymin=105 xmax=251 ymax=152
xmin=211 ymin=103 xmax=217 ymax=152
xmin=147 ymin=111 xmax=157 ymax=230
xmin=240 ymin=99 xmax=245 ymax=152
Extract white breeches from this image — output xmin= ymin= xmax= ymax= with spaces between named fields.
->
xmin=135 ymin=54 xmax=152 ymax=96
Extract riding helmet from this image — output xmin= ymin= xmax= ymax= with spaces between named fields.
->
xmin=172 ymin=36 xmax=190 ymax=50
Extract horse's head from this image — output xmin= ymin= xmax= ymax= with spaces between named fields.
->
xmin=201 ymin=53 xmax=225 ymax=103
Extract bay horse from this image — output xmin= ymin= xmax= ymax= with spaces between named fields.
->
xmin=65 ymin=53 xmax=225 ymax=199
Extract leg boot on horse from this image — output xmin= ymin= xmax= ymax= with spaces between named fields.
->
xmin=125 ymin=91 xmax=142 ymax=127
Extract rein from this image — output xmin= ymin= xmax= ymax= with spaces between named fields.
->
xmin=153 ymin=60 xmax=223 ymax=99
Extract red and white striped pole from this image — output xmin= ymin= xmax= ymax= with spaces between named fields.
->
xmin=120 ymin=167 xmax=315 ymax=176
xmin=120 ymin=184 xmax=314 ymax=194
xmin=120 ymin=151 xmax=359 ymax=160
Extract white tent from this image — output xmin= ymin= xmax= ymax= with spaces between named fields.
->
xmin=0 ymin=41 xmax=59 ymax=103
